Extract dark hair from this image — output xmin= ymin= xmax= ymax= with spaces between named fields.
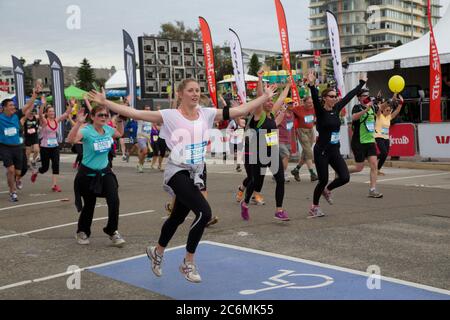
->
xmin=88 ymin=105 xmax=108 ymax=123
xmin=321 ymin=88 xmax=336 ymax=100
xmin=1 ymin=98 xmax=13 ymax=108
xmin=357 ymin=88 xmax=370 ymax=97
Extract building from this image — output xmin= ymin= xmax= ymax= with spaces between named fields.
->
xmin=298 ymin=0 xmax=442 ymax=81
xmin=242 ymin=48 xmax=281 ymax=73
xmin=0 ymin=67 xmax=15 ymax=93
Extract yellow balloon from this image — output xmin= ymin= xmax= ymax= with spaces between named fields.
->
xmin=388 ymin=75 xmax=405 ymax=93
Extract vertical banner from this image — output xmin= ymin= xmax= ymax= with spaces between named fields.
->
xmin=46 ymin=50 xmax=65 ymax=142
xmin=11 ymin=55 xmax=25 ymax=109
xmin=427 ymin=0 xmax=442 ymax=122
xmin=274 ymin=0 xmax=301 ymax=107
xmin=199 ymin=17 xmax=218 ymax=108
xmin=123 ymin=29 xmax=137 ymax=108
xmin=229 ymin=28 xmax=246 ymax=104
xmin=326 ymin=10 xmax=346 ymax=98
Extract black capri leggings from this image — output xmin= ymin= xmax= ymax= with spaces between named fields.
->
xmin=376 ymin=138 xmax=390 ymax=170
xmin=158 ymin=170 xmax=212 ymax=254
xmin=39 ymin=147 xmax=60 ymax=175
xmin=313 ymin=144 xmax=350 ymax=205
xmin=244 ymin=156 xmax=285 ymax=207
xmin=152 ymin=138 xmax=167 ymax=157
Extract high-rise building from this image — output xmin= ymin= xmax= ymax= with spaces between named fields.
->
xmin=309 ymin=0 xmax=441 ymax=50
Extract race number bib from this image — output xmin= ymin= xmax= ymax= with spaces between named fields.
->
xmin=286 ymin=121 xmax=294 ymax=131
xmin=153 ymin=135 xmax=159 ymax=142
xmin=143 ymin=124 xmax=152 ymax=133
xmin=47 ymin=138 xmax=58 ymax=147
xmin=381 ymin=127 xmax=389 ymax=136
xmin=93 ymin=137 xmax=112 ymax=154
xmin=330 ymin=131 xmax=340 ymax=144
xmin=365 ymin=121 xmax=375 ymax=133
xmin=265 ymin=132 xmax=279 ymax=146
xmin=185 ymin=141 xmax=207 ymax=164
xmin=4 ymin=127 xmax=17 ymax=137
xmin=304 ymin=115 xmax=315 ymax=124
xmin=27 ymin=128 xmax=36 ymax=135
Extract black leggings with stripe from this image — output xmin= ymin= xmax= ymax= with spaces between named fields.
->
xmin=158 ymin=171 xmax=212 ymax=254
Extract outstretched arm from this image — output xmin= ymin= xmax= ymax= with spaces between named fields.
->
xmin=272 ymin=85 xmax=291 ymax=114
xmin=335 ymin=72 xmax=367 ymax=113
xmin=391 ymin=94 xmax=404 ymax=119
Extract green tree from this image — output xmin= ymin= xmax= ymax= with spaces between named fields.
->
xmin=76 ymin=58 xmax=95 ymax=91
xmin=264 ymin=55 xmax=282 ymax=70
xmin=214 ymin=44 xmax=234 ymax=82
xmin=248 ymin=54 xmax=261 ymax=76
xmin=158 ymin=21 xmax=201 ymax=40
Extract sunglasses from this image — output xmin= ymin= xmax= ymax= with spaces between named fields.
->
xmin=327 ymin=95 xmax=337 ymax=98
xmin=96 ymin=113 xmax=109 ymax=118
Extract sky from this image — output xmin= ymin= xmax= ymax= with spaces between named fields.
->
xmin=1 ymin=0 xmax=449 ymax=69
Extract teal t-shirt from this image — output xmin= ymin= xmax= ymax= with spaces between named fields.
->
xmin=81 ymin=124 xmax=115 ymax=170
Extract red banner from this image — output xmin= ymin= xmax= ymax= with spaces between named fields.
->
xmin=428 ymin=0 xmax=442 ymax=122
xmin=274 ymin=0 xmax=301 ymax=107
xmin=313 ymin=50 xmax=321 ymax=66
xmin=199 ymin=17 xmax=218 ymax=108
xmin=388 ymin=123 xmax=416 ymax=157
xmin=0 ymin=81 xmax=9 ymax=92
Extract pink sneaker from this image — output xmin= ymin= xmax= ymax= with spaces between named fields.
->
xmin=322 ymin=189 xmax=333 ymax=205
xmin=274 ymin=210 xmax=290 ymax=221
xmin=52 ymin=185 xmax=62 ymax=192
xmin=240 ymin=201 xmax=249 ymax=221
xmin=31 ymin=172 xmax=38 ymax=183
xmin=308 ymin=205 xmax=325 ymax=218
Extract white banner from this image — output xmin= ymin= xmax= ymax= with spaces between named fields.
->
xmin=326 ymin=11 xmax=346 ymax=98
xmin=418 ymin=123 xmax=450 ymax=158
xmin=229 ymin=28 xmax=246 ymax=104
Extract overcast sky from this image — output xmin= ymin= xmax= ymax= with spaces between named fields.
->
xmin=1 ymin=0 xmax=449 ymax=69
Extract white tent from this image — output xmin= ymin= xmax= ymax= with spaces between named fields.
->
xmin=105 ymin=69 xmax=140 ymax=90
xmin=218 ymin=74 xmax=267 ymax=83
xmin=0 ymin=91 xmax=14 ymax=103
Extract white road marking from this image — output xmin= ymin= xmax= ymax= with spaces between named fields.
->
xmin=365 ymin=172 xmax=450 ymax=184
xmin=0 ymin=199 xmax=70 ymax=212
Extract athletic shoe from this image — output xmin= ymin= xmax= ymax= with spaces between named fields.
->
xmin=322 ymin=189 xmax=333 ymax=205
xmin=291 ymin=167 xmax=301 ymax=182
xmin=9 ymin=192 xmax=18 ymax=202
xmin=310 ymin=173 xmax=319 ymax=182
xmin=236 ymin=164 xmax=242 ymax=172
xmin=251 ymin=194 xmax=265 ymax=206
xmin=206 ymin=216 xmax=219 ymax=227
xmin=109 ymin=231 xmax=126 ymax=247
xmin=165 ymin=202 xmax=173 ymax=215
xmin=31 ymin=172 xmax=38 ymax=183
xmin=377 ymin=170 xmax=385 ymax=176
xmin=368 ymin=189 xmax=383 ymax=198
xmin=179 ymin=259 xmax=202 ymax=283
xmin=145 ymin=157 xmax=152 ymax=162
xmin=16 ymin=180 xmax=23 ymax=190
xmin=75 ymin=232 xmax=90 ymax=245
xmin=284 ymin=173 xmax=290 ymax=183
xmin=146 ymin=246 xmax=163 ymax=277
xmin=136 ymin=164 xmax=144 ymax=173
xmin=236 ymin=187 xmax=244 ymax=202
xmin=52 ymin=185 xmax=62 ymax=192
xmin=274 ymin=210 xmax=290 ymax=221
xmin=240 ymin=201 xmax=250 ymax=221
xmin=308 ymin=205 xmax=325 ymax=218
xmin=122 ymin=155 xmax=127 ymax=161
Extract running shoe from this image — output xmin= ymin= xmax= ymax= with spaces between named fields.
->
xmin=136 ymin=164 xmax=144 ymax=173
xmin=16 ymin=179 xmax=23 ymax=190
xmin=52 ymin=185 xmax=62 ymax=192
xmin=75 ymin=232 xmax=90 ymax=245
xmin=31 ymin=172 xmax=38 ymax=183
xmin=122 ymin=155 xmax=127 ymax=161
xmin=165 ymin=202 xmax=173 ymax=215
xmin=206 ymin=216 xmax=219 ymax=227
xmin=308 ymin=205 xmax=325 ymax=218
xmin=291 ymin=167 xmax=301 ymax=182
xmin=236 ymin=187 xmax=244 ymax=202
xmin=240 ymin=200 xmax=250 ymax=221
xmin=236 ymin=164 xmax=242 ymax=172
xmin=179 ymin=259 xmax=202 ymax=283
xmin=9 ymin=192 xmax=18 ymax=202
xmin=368 ymin=189 xmax=383 ymax=198
xmin=310 ymin=173 xmax=319 ymax=182
xmin=274 ymin=210 xmax=290 ymax=221
xmin=377 ymin=170 xmax=385 ymax=176
xmin=322 ymin=189 xmax=333 ymax=205
xmin=284 ymin=173 xmax=290 ymax=183
xmin=251 ymin=194 xmax=265 ymax=206
xmin=146 ymin=246 xmax=163 ymax=277
xmin=109 ymin=231 xmax=126 ymax=247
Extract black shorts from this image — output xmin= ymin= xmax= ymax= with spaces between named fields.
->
xmin=351 ymin=141 xmax=377 ymax=163
xmin=0 ymin=144 xmax=24 ymax=169
xmin=24 ymin=135 xmax=39 ymax=147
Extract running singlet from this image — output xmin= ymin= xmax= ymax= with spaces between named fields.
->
xmin=40 ymin=120 xmax=59 ymax=148
xmin=81 ymin=124 xmax=115 ymax=170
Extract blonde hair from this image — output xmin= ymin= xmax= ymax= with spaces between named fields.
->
xmin=176 ymin=78 xmax=199 ymax=106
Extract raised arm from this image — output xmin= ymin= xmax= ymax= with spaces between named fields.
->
xmin=67 ymin=109 xmax=86 ymax=144
xmin=87 ymin=89 xmax=163 ymax=124
xmin=56 ymin=104 xmax=72 ymax=123
xmin=334 ymin=73 xmax=367 ymax=113
xmin=215 ymin=84 xmax=277 ymax=121
xmin=391 ymin=94 xmax=404 ymax=119
xmin=272 ymin=85 xmax=291 ymax=114
xmin=306 ymin=70 xmax=323 ymax=117
xmin=83 ymin=95 xmax=93 ymax=112
xmin=21 ymin=86 xmax=39 ymax=116
xmin=256 ymin=69 xmax=265 ymax=97
xmin=39 ymin=95 xmax=48 ymax=127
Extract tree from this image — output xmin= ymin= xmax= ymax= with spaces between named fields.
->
xmin=76 ymin=58 xmax=95 ymax=91
xmin=248 ymin=54 xmax=261 ymax=76
xmin=264 ymin=55 xmax=282 ymax=70
xmin=158 ymin=21 xmax=201 ymax=40
xmin=213 ymin=44 xmax=234 ymax=82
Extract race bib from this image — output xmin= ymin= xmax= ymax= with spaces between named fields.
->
xmin=19 ymin=137 xmax=24 ymax=144
xmin=153 ymin=135 xmax=159 ymax=142
xmin=4 ymin=127 xmax=17 ymax=137
xmin=143 ymin=125 xmax=152 ymax=133
xmin=230 ymin=129 xmax=244 ymax=144
xmin=286 ymin=121 xmax=294 ymax=131
xmin=330 ymin=131 xmax=340 ymax=144
xmin=381 ymin=127 xmax=389 ymax=136
xmin=304 ymin=115 xmax=315 ymax=124
xmin=27 ymin=128 xmax=36 ymax=135
xmin=47 ymin=138 xmax=58 ymax=147
xmin=93 ymin=137 xmax=112 ymax=154
xmin=365 ymin=121 xmax=375 ymax=133
xmin=185 ymin=141 xmax=207 ymax=164
xmin=265 ymin=132 xmax=279 ymax=146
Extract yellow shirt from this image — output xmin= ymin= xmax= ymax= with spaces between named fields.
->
xmin=375 ymin=113 xmax=392 ymax=139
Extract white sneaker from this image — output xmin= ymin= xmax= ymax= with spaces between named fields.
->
xmin=284 ymin=173 xmax=290 ymax=183
xmin=76 ymin=232 xmax=90 ymax=245
xmin=136 ymin=164 xmax=144 ymax=173
xmin=179 ymin=259 xmax=202 ymax=283
xmin=16 ymin=179 xmax=23 ymax=190
xmin=146 ymin=246 xmax=163 ymax=277
xmin=308 ymin=205 xmax=326 ymax=218
xmin=109 ymin=231 xmax=126 ymax=247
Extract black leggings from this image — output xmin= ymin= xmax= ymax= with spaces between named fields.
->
xmin=313 ymin=145 xmax=350 ymax=205
xmin=244 ymin=156 xmax=285 ymax=207
xmin=158 ymin=171 xmax=212 ymax=254
xmin=76 ymin=174 xmax=120 ymax=237
xmin=39 ymin=147 xmax=60 ymax=175
xmin=376 ymin=138 xmax=390 ymax=170
xmin=73 ymin=144 xmax=83 ymax=166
